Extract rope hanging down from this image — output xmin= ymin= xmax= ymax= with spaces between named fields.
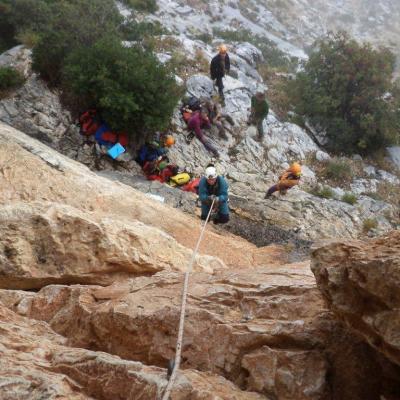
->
xmin=161 ymin=198 xmax=216 ymax=400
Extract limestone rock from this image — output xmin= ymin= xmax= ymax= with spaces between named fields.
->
xmin=0 ymin=263 xmax=332 ymax=400
xmin=0 ymin=202 xmax=225 ymax=289
xmin=311 ymin=231 xmax=400 ymax=366
xmin=242 ymin=346 xmax=327 ymax=400
xmin=233 ymin=42 xmax=264 ymax=67
xmin=387 ymin=146 xmax=400 ymax=170
xmin=2 ymin=259 xmax=397 ymax=399
xmin=0 ymin=302 xmax=262 ymax=399
xmin=0 ymin=123 xmax=288 ymax=273
xmin=0 ymin=45 xmax=32 ymax=77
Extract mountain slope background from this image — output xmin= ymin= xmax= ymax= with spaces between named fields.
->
xmin=146 ymin=0 xmax=400 ymax=70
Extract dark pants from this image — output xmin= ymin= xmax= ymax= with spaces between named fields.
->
xmin=215 ymin=77 xmax=224 ymax=98
xmin=266 ymin=184 xmax=279 ymax=197
xmin=201 ymin=211 xmax=230 ymax=224
xmin=265 ymin=184 xmax=288 ymax=198
xmin=201 ymin=199 xmax=229 ymax=224
xmin=193 ymin=129 xmax=219 ymax=157
xmin=248 ymin=114 xmax=264 ymax=138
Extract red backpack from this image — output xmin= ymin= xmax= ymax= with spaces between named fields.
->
xmin=79 ymin=110 xmax=101 ymax=136
xmin=181 ymin=177 xmax=201 ymax=194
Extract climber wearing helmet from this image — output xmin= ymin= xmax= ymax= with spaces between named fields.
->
xmin=135 ymin=133 xmax=174 ymax=167
xmin=198 ymin=164 xmax=229 ymax=224
xmin=265 ymin=162 xmax=302 ymax=198
xmin=210 ymin=44 xmax=230 ymax=103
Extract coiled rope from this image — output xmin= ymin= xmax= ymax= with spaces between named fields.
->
xmin=161 ymin=198 xmax=216 ymax=400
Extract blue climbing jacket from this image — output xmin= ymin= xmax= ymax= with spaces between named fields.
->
xmin=199 ymin=176 xmax=228 ymax=202
xmin=137 ymin=143 xmax=166 ymax=166
xmin=199 ymin=176 xmax=229 ymax=216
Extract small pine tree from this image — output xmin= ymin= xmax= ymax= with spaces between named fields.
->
xmin=62 ymin=38 xmax=180 ymax=137
xmin=32 ymin=0 xmax=122 ymax=85
xmin=289 ymin=32 xmax=400 ymax=155
xmin=0 ymin=66 xmax=25 ymax=95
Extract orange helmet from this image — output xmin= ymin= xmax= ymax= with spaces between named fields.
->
xmin=289 ymin=162 xmax=302 ymax=176
xmin=164 ymin=135 xmax=175 ymax=147
xmin=218 ymin=44 xmax=228 ymax=54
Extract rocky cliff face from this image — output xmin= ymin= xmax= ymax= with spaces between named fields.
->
xmin=1 ymin=45 xmax=398 ymax=245
xmin=312 ymin=231 xmax=400 ymax=368
xmin=1 ymin=123 xmax=400 ymax=399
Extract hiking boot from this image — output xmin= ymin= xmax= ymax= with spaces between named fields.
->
xmin=186 ymin=132 xmax=195 ymax=144
xmin=225 ymin=115 xmax=235 ymax=126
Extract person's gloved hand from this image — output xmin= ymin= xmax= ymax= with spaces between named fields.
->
xmin=208 ymin=195 xmax=218 ymax=202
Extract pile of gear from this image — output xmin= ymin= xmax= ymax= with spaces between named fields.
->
xmin=136 ymin=132 xmax=201 ymax=194
xmin=79 ymin=109 xmax=129 ymax=160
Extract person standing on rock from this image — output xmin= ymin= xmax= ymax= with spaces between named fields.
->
xmin=199 ymin=165 xmax=229 ymax=224
xmin=265 ymin=162 xmax=302 ymax=198
xmin=248 ymin=91 xmax=269 ymax=140
xmin=210 ymin=44 xmax=230 ymax=103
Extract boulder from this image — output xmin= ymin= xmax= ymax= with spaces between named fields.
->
xmin=0 ymin=302 xmax=264 ymax=400
xmin=233 ymin=42 xmax=264 ymax=66
xmin=0 ymin=202 xmax=226 ymax=289
xmin=311 ymin=231 xmax=400 ymax=366
xmin=0 ymin=263 xmax=331 ymax=400
xmin=0 ymin=45 xmax=32 ymax=77
xmin=387 ymin=146 xmax=400 ymax=171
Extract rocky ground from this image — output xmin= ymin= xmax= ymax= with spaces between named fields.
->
xmin=149 ymin=0 xmax=400 ymax=73
xmin=0 ymin=44 xmax=398 ymax=249
xmin=1 ymin=124 xmax=400 ymax=400
xmin=1 ymin=2 xmax=400 ymax=398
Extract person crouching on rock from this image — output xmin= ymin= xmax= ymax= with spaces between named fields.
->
xmin=265 ymin=162 xmax=302 ymax=199
xmin=198 ymin=165 xmax=229 ymax=224
xmin=187 ymin=109 xmax=220 ymax=158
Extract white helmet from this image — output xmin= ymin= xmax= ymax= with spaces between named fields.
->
xmin=205 ymin=166 xmax=217 ymax=179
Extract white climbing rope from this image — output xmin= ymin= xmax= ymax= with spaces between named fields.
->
xmin=161 ymin=198 xmax=216 ymax=400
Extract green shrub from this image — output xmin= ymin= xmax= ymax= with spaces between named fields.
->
xmin=324 ymin=159 xmax=353 ymax=182
xmin=192 ymin=32 xmax=213 ymax=45
xmin=363 ymin=218 xmax=378 ymax=232
xmin=288 ymin=31 xmax=400 ymax=155
xmin=0 ymin=66 xmax=25 ymax=95
xmin=62 ymin=38 xmax=180 ymax=136
xmin=362 ymin=192 xmax=382 ymax=201
xmin=309 ymin=186 xmax=334 ymax=199
xmin=0 ymin=0 xmax=53 ymax=52
xmin=122 ymin=0 xmax=158 ymax=13
xmin=15 ymin=30 xmax=40 ymax=48
xmin=341 ymin=193 xmax=357 ymax=205
xmin=32 ymin=0 xmax=122 ymax=85
xmin=121 ymin=20 xmax=166 ymax=43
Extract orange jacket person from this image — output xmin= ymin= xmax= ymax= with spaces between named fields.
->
xmin=265 ymin=162 xmax=302 ymax=198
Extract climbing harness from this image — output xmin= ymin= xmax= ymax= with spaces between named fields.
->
xmin=161 ymin=198 xmax=216 ymax=400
